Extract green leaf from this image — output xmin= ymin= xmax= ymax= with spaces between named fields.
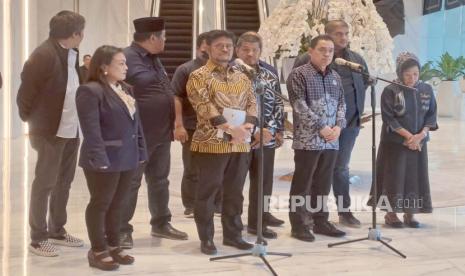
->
xmin=434 ymin=52 xmax=465 ymax=81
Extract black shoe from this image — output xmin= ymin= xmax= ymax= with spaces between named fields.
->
xmin=200 ymin=240 xmax=217 ymax=255
xmin=87 ymin=250 xmax=119 ymax=271
xmin=247 ymin=226 xmax=277 ymax=239
xmin=384 ymin=214 xmax=404 ymax=228
xmin=265 ymin=213 xmax=285 ymax=227
xmin=109 ymin=247 xmax=135 ymax=265
xmin=339 ymin=212 xmax=361 ymax=228
xmin=184 ymin=208 xmax=194 ymax=218
xmin=151 ymin=223 xmax=188 ymax=240
xmin=403 ymin=214 xmax=420 ymax=228
xmin=313 ymin=221 xmax=346 ymax=237
xmin=119 ymin=232 xmax=133 ymax=249
xmin=223 ymin=237 xmax=253 ymax=250
xmin=291 ymin=228 xmax=315 ymax=242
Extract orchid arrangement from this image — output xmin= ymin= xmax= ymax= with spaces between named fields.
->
xmin=258 ymin=0 xmax=395 ymax=75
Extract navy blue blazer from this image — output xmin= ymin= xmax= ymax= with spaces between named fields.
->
xmin=76 ymin=81 xmax=148 ymax=172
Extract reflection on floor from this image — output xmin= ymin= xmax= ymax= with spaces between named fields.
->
xmin=1 ymin=117 xmax=464 ymax=276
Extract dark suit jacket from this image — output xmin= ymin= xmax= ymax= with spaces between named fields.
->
xmin=76 ymin=81 xmax=148 ymax=172
xmin=79 ymin=65 xmax=89 ymax=83
xmin=17 ymin=38 xmax=82 ymax=136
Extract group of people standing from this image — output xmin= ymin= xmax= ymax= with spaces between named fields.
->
xmin=16 ymin=9 xmax=437 ymax=272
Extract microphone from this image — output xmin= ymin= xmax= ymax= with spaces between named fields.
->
xmin=334 ymin=58 xmax=365 ymax=72
xmin=234 ymin=58 xmax=257 ymax=78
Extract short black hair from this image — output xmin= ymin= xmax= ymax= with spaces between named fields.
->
xmin=83 ymin=54 xmax=91 ymax=60
xmin=196 ymin=31 xmax=210 ymax=48
xmin=324 ymin=20 xmax=349 ymax=34
xmin=236 ymin=31 xmax=263 ymax=51
xmin=310 ymin=35 xmax=334 ymax=49
xmin=133 ymin=30 xmax=163 ymax=43
xmin=49 ymin=10 xmax=85 ymax=39
xmin=206 ymin=30 xmax=236 ymax=46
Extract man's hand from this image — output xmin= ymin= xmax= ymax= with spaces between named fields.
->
xmin=243 ymin=123 xmax=255 ymax=130
xmin=251 ymin=128 xmax=273 ymax=147
xmin=230 ymin=125 xmax=252 ymax=144
xmin=325 ymin=126 xmax=341 ymax=142
xmin=174 ymin=125 xmax=188 ymax=143
xmin=275 ymin=131 xmax=284 ymax=147
xmin=319 ymin=126 xmax=333 ymax=140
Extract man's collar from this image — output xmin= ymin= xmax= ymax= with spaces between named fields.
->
xmin=206 ymin=59 xmax=231 ymax=73
xmin=310 ymin=62 xmax=331 ymax=76
xmin=131 ymin=41 xmax=151 ymax=57
xmin=49 ymin=38 xmax=78 ymax=55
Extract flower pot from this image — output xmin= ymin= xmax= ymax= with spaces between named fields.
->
xmin=454 ymin=93 xmax=465 ymax=121
xmin=460 ymin=78 xmax=465 ymax=93
xmin=436 ymin=80 xmax=461 ymax=117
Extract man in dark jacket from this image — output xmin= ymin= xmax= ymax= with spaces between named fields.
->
xmin=293 ymin=20 xmax=369 ymax=227
xmin=16 ymin=10 xmax=85 ymax=257
xmin=119 ymin=17 xmax=188 ymax=249
xmin=172 ymin=31 xmax=225 ymax=218
xmin=79 ymin=54 xmax=91 ymax=82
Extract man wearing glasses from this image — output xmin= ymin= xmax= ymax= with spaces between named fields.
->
xmin=187 ymin=30 xmax=257 ymax=255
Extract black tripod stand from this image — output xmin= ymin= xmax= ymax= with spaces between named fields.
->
xmin=327 ymin=72 xmax=413 ymax=259
xmin=210 ymin=83 xmax=292 ymax=275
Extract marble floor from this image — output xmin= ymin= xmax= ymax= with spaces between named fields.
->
xmin=1 ymin=117 xmax=465 ymax=276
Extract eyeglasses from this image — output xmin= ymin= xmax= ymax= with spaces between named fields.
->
xmin=212 ymin=43 xmax=234 ymax=50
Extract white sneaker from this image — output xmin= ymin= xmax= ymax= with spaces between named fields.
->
xmin=29 ymin=240 xmax=59 ymax=257
xmin=49 ymin=233 xmax=84 ymax=247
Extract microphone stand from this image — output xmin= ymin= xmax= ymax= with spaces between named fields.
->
xmin=327 ymin=69 xmax=409 ymax=259
xmin=210 ymin=71 xmax=292 ymax=276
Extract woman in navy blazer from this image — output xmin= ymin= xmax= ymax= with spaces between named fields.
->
xmin=76 ymin=45 xmax=147 ymax=271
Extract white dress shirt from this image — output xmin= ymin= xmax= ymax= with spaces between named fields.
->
xmin=56 ymin=48 xmax=80 ymax=138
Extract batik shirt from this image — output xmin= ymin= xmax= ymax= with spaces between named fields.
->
xmin=251 ymin=61 xmax=285 ymax=148
xmin=187 ymin=60 xmax=258 ymax=153
xmin=287 ymin=63 xmax=346 ymax=150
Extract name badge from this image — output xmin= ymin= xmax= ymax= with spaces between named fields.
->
xmin=332 ymin=80 xmax=337 ymax=86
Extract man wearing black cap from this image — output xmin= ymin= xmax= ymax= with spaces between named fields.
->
xmin=119 ymin=16 xmax=188 ymax=248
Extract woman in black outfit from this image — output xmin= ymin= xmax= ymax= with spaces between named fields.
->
xmin=76 ymin=45 xmax=147 ymax=270
xmin=370 ymin=52 xmax=438 ymax=228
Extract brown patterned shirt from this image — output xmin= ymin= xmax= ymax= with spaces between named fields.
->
xmin=187 ymin=60 xmax=258 ymax=153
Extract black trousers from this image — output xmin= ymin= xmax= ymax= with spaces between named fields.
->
xmin=181 ymin=130 xmax=222 ymax=210
xmin=29 ymin=135 xmax=79 ymax=243
xmin=121 ymin=142 xmax=171 ymax=233
xmin=194 ymin=152 xmax=249 ymax=241
xmin=247 ymin=147 xmax=276 ymax=228
xmin=333 ymin=127 xmax=360 ymax=213
xmin=289 ymin=149 xmax=338 ymax=230
xmin=84 ymin=169 xmax=135 ymax=252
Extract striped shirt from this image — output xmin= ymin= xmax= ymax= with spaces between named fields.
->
xmin=187 ymin=60 xmax=258 ymax=153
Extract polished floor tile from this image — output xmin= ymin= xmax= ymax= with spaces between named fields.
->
xmin=1 ymin=117 xmax=464 ymax=275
